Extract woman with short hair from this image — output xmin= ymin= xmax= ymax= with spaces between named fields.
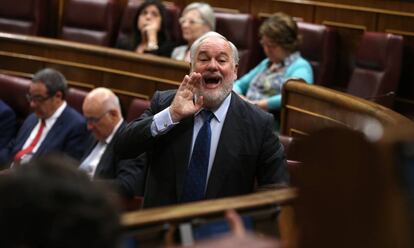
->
xmin=171 ymin=2 xmax=215 ymax=62
xmin=234 ymin=12 xmax=313 ymax=112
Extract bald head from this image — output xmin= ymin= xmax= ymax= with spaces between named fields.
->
xmin=83 ymin=88 xmax=121 ymax=113
xmin=83 ymin=88 xmax=122 ymax=141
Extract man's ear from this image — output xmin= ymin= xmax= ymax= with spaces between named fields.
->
xmin=55 ymin=91 xmax=63 ymax=100
xmin=233 ymin=64 xmax=239 ymax=81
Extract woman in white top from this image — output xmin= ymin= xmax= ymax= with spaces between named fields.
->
xmin=171 ymin=2 xmax=215 ymax=62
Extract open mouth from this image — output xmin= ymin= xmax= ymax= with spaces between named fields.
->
xmin=202 ymin=74 xmax=222 ymax=89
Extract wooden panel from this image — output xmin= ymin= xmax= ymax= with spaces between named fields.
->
xmin=184 ymin=0 xmax=249 ymax=13
xmin=308 ymin=0 xmax=414 ymax=12
xmin=280 ymin=79 xmax=414 ymax=137
xmin=250 ymin=1 xmax=268 ymax=16
xmin=267 ymin=1 xmax=314 ymax=22
xmin=377 ymin=14 xmax=414 ymax=116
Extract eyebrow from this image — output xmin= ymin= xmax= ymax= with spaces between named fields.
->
xmin=197 ymin=51 xmax=230 ymax=58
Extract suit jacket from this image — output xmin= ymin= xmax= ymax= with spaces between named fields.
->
xmin=81 ymin=121 xmax=146 ymax=197
xmin=0 ymin=104 xmax=89 ymax=166
xmin=0 ymin=100 xmax=17 ymax=150
xmin=115 ymin=90 xmax=288 ymax=208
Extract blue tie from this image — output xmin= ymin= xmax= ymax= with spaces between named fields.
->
xmin=181 ymin=110 xmax=214 ymax=202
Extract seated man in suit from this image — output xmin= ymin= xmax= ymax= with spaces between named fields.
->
xmin=115 ymin=32 xmax=288 ymax=208
xmin=0 ymin=100 xmax=17 ymax=149
xmin=79 ymin=87 xmax=145 ymax=198
xmin=0 ymin=68 xmax=89 ymax=168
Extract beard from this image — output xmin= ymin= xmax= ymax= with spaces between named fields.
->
xmin=196 ymin=80 xmax=233 ymax=109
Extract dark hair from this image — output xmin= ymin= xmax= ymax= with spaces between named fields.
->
xmin=260 ymin=12 xmax=300 ymax=53
xmin=131 ymin=0 xmax=170 ymax=48
xmin=0 ymin=155 xmax=121 ymax=248
xmin=32 ymin=68 xmax=68 ymax=100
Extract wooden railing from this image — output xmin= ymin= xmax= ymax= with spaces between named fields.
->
xmin=121 ymin=188 xmax=297 ymax=247
xmin=0 ymin=32 xmax=188 ymax=100
xmin=280 ymin=79 xmax=414 ymax=138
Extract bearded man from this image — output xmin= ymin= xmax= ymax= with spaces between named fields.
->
xmin=115 ymin=32 xmax=288 ymax=208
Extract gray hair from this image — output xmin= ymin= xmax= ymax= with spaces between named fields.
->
xmin=102 ymin=91 xmax=121 ymax=113
xmin=32 ymin=68 xmax=68 ymax=99
xmin=190 ymin=31 xmax=239 ymax=69
xmin=183 ymin=2 xmax=215 ymax=31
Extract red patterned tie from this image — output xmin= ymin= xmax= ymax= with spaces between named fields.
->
xmin=14 ymin=119 xmax=46 ymax=163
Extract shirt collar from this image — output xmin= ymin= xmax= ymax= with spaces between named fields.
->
xmin=44 ymin=101 xmax=67 ymax=127
xmin=269 ymin=51 xmax=301 ymax=71
xmin=104 ymin=118 xmax=123 ymax=144
xmin=195 ymin=93 xmax=231 ymax=123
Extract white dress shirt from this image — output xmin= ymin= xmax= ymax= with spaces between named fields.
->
xmin=79 ymin=119 xmax=123 ymax=178
xmin=152 ymin=94 xmax=232 ymax=182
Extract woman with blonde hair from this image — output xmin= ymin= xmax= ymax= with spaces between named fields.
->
xmin=171 ymin=2 xmax=215 ymax=62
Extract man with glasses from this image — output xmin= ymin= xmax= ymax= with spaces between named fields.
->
xmin=79 ymin=87 xmax=145 ymax=198
xmin=0 ymin=68 xmax=89 ymax=168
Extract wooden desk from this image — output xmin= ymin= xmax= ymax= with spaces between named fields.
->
xmin=0 ymin=32 xmax=189 ymax=100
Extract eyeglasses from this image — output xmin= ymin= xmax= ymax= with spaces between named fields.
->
xmin=85 ymin=110 xmax=110 ymax=125
xmin=26 ymin=94 xmax=52 ymax=103
xmin=179 ymin=17 xmax=204 ymax=26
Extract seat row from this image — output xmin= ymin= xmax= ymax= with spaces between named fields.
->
xmin=0 ymin=0 xmax=261 ymax=77
xmin=0 ymin=0 xmax=404 ymax=108
xmin=0 ymin=73 xmax=150 ymax=125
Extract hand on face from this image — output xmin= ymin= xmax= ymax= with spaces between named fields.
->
xmin=169 ymin=72 xmax=204 ymax=122
xmin=142 ymin=22 xmax=160 ymax=43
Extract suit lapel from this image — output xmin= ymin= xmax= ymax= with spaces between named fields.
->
xmin=36 ymin=106 xmax=68 ymax=154
xmin=94 ymin=121 xmax=126 ymax=177
xmin=205 ymin=93 xmax=245 ymax=199
xmin=206 ymin=94 xmax=244 ymax=199
xmin=16 ymin=115 xmax=38 ymax=150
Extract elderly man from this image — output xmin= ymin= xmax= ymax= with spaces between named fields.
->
xmin=115 ymin=32 xmax=288 ymax=208
xmin=80 ymin=87 xmax=145 ymax=197
xmin=0 ymin=68 xmax=89 ymax=167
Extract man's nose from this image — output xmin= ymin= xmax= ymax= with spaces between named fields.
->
xmin=29 ymin=101 xmax=37 ymax=109
xmin=207 ymin=59 xmax=219 ymax=70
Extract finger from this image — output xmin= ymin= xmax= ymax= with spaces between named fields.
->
xmin=188 ymin=72 xmax=201 ymax=85
xmin=225 ymin=209 xmax=246 ymax=237
xmin=179 ymin=75 xmax=190 ymax=89
xmin=194 ymin=95 xmax=204 ymax=109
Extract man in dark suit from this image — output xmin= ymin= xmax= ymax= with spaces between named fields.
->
xmin=80 ymin=87 xmax=145 ymax=198
xmin=0 ymin=100 xmax=17 ymax=149
xmin=115 ymin=32 xmax=288 ymax=208
xmin=0 ymin=68 xmax=89 ymax=167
